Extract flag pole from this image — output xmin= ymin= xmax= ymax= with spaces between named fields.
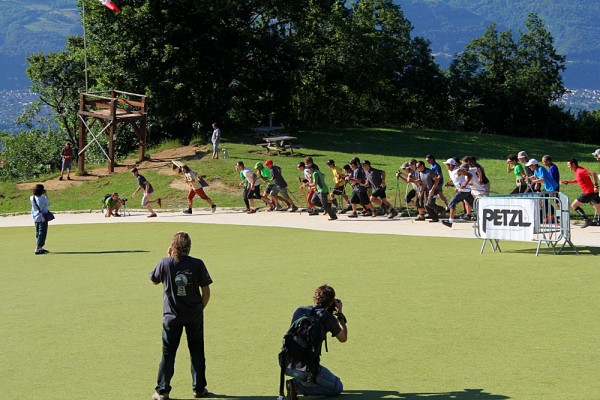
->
xmin=82 ymin=0 xmax=89 ymax=93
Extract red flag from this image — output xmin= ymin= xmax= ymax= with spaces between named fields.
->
xmin=99 ymin=0 xmax=120 ymax=12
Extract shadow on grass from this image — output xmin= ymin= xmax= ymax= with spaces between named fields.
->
xmin=504 ymin=245 xmax=600 ymax=256
xmin=51 ymin=250 xmax=149 ymax=254
xmin=171 ymin=388 xmax=510 ymax=400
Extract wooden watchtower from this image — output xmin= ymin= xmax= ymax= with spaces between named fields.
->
xmin=77 ymin=90 xmax=148 ymax=173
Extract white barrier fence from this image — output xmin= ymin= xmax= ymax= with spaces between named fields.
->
xmin=474 ymin=192 xmax=578 ymax=256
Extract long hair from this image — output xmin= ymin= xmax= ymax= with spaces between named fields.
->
xmin=170 ymin=232 xmax=191 ymax=261
xmin=33 ymin=184 xmax=45 ymax=197
xmin=313 ymin=284 xmax=336 ymax=309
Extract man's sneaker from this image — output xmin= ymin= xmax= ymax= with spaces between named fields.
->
xmin=388 ymin=208 xmax=398 ymax=219
xmin=442 ymin=220 xmax=453 ymax=228
xmin=211 ymin=204 xmax=217 ymax=213
xmin=59 ymin=177 xmax=63 ymax=181
xmin=581 ymin=219 xmax=591 ymax=228
xmin=67 ymin=176 xmax=71 ymax=180
xmin=193 ymin=388 xmax=209 ymax=398
xmin=429 ymin=219 xmax=439 ymax=223
xmin=151 ymin=391 xmax=169 ymax=400
xmin=286 ymin=379 xmax=298 ymax=400
xmin=289 ymin=205 xmax=298 ymax=212
xmin=183 ymin=208 xmax=192 ymax=214
xmin=339 ymin=207 xmax=348 ymax=214
xmin=348 ymin=212 xmax=358 ymax=218
xmin=157 ymin=198 xmax=162 ymax=208
xmin=328 ymin=216 xmax=338 ymax=221
xmin=147 ymin=213 xmax=157 ymax=218
xmin=309 ymin=210 xmax=320 ymax=216
xmin=363 ymin=210 xmax=373 ymax=217
xmin=247 ymin=208 xmax=257 ymax=214
xmin=415 ymin=214 xmax=426 ymax=221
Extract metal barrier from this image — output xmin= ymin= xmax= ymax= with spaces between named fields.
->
xmin=474 ymin=192 xmax=578 ymax=256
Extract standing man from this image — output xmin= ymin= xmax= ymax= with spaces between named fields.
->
xmin=131 ymin=167 xmax=161 ymax=218
xmin=181 ymin=165 xmax=216 ymax=214
xmin=149 ymin=232 xmax=212 ymax=400
xmin=560 ymin=158 xmax=600 ymax=228
xmin=506 ymin=154 xmax=528 ymax=194
xmin=59 ymin=142 xmax=72 ymax=181
xmin=211 ymin=123 xmax=220 ymax=159
xmin=280 ymin=284 xmax=348 ymax=399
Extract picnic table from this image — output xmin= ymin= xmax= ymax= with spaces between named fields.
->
xmin=256 ymin=135 xmax=302 ymax=154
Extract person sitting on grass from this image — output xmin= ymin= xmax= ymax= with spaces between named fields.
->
xmin=104 ymin=192 xmax=122 ymax=217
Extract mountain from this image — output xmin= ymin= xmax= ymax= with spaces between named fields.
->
xmin=400 ymin=0 xmax=600 ymax=89
xmin=0 ymin=0 xmax=81 ymax=90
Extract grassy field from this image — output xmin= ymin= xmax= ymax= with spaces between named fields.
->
xmin=1 ymin=222 xmax=599 ymax=400
xmin=1 ymin=128 xmax=598 ymax=217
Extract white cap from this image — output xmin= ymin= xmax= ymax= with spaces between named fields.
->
xmin=592 ymin=149 xmax=600 ymax=157
xmin=525 ymin=158 xmax=538 ymax=167
xmin=443 ymin=158 xmax=456 ymax=165
xmin=518 ymin=151 xmax=528 ymax=158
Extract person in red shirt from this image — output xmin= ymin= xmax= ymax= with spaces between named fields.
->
xmin=561 ymin=158 xmax=600 ymax=228
xmin=59 ymin=142 xmax=72 ymax=181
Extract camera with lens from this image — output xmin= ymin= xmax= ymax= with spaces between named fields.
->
xmin=121 ymin=198 xmax=128 ymax=203
xmin=327 ymin=298 xmax=341 ymax=313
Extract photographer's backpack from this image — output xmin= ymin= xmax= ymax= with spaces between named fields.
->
xmin=278 ymin=307 xmax=327 ymax=398
xmin=102 ymin=194 xmax=111 ymax=208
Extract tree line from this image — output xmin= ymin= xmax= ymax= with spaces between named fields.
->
xmin=1 ymin=0 xmax=599 ymax=180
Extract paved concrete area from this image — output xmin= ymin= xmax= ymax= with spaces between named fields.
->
xmin=2 ymin=208 xmax=598 ymax=249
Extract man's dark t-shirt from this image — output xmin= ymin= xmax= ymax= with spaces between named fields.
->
xmin=149 ymin=255 xmax=213 ymax=324
xmin=287 ymin=306 xmax=341 ymax=370
xmin=271 ymin=165 xmax=288 ymax=188
xmin=365 ymin=167 xmax=384 ymax=189
xmin=137 ymin=174 xmax=154 ymax=193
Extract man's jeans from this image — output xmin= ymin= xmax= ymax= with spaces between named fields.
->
xmin=286 ymin=365 xmax=343 ymax=396
xmin=155 ymin=320 xmax=206 ymax=395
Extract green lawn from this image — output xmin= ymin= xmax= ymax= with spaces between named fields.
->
xmin=1 ymin=222 xmax=599 ymax=399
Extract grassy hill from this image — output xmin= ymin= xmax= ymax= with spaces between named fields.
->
xmin=1 ymin=128 xmax=598 ymax=217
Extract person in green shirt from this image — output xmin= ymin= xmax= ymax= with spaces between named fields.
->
xmin=255 ymin=162 xmax=277 ymax=210
xmin=506 ymin=154 xmax=528 ymax=194
xmin=104 ymin=192 xmax=122 ymax=217
xmin=308 ymin=164 xmax=337 ymax=220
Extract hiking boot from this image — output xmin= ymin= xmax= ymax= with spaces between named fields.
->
xmin=339 ymin=207 xmax=348 ymax=214
xmin=211 ymin=204 xmax=217 ymax=213
xmin=247 ymin=208 xmax=257 ymax=214
xmin=114 ymin=213 xmax=121 ymax=217
xmin=415 ymin=214 xmax=426 ymax=221
xmin=59 ymin=176 xmax=63 ymax=181
xmin=441 ymin=220 xmax=453 ymax=228
xmin=193 ymin=388 xmax=209 ymax=398
xmin=348 ymin=213 xmax=358 ymax=218
xmin=289 ymin=205 xmax=298 ymax=212
xmin=147 ymin=213 xmax=157 ymax=218
xmin=388 ymin=208 xmax=398 ymax=219
xmin=286 ymin=379 xmax=298 ymax=400
xmin=67 ymin=176 xmax=71 ymax=180
xmin=183 ymin=208 xmax=192 ymax=214
xmin=429 ymin=219 xmax=439 ymax=223
xmin=151 ymin=391 xmax=169 ymax=400
xmin=581 ymin=219 xmax=591 ymax=228
xmin=157 ymin=198 xmax=162 ymax=208
xmin=328 ymin=216 xmax=338 ymax=221
xmin=363 ymin=210 xmax=373 ymax=217
xmin=309 ymin=210 xmax=320 ymax=216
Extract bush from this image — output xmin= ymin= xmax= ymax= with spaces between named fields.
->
xmin=0 ymin=129 xmax=65 ymax=180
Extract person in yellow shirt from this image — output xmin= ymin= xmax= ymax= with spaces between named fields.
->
xmin=325 ymin=159 xmax=350 ymax=213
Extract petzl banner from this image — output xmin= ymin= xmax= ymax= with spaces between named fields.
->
xmin=477 ymin=197 xmax=535 ymax=241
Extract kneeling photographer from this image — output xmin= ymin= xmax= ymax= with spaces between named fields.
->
xmin=278 ymin=284 xmax=348 ymax=400
xmin=104 ymin=192 xmax=123 ymax=217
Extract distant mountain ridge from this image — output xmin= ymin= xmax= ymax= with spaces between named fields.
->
xmin=1 ymin=0 xmax=599 ymax=90
xmin=400 ymin=0 xmax=600 ymax=89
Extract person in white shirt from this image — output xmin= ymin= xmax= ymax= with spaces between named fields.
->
xmin=236 ymin=161 xmax=260 ymax=213
xmin=441 ymin=159 xmax=474 ymax=228
xmin=181 ymin=165 xmax=216 ymax=214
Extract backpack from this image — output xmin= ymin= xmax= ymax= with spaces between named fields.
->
xmin=102 ymin=194 xmax=111 ymax=206
xmin=278 ymin=307 xmax=328 ymax=397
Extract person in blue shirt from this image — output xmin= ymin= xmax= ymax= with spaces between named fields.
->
xmin=526 ymin=159 xmax=559 ymax=223
xmin=542 ymin=155 xmax=560 ymax=191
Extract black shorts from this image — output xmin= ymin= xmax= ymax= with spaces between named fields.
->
xmin=265 ymin=185 xmax=275 ymax=194
xmin=577 ymin=192 xmax=600 ymax=205
xmin=332 ymin=186 xmax=345 ymax=196
xmin=350 ymin=190 xmax=370 ymax=205
xmin=406 ymin=189 xmax=416 ymax=203
xmin=245 ymin=186 xmax=262 ymax=199
xmin=371 ymin=188 xmax=386 ymax=199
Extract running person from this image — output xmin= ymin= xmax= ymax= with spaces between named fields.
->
xmin=561 ymin=158 xmax=600 ymax=228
